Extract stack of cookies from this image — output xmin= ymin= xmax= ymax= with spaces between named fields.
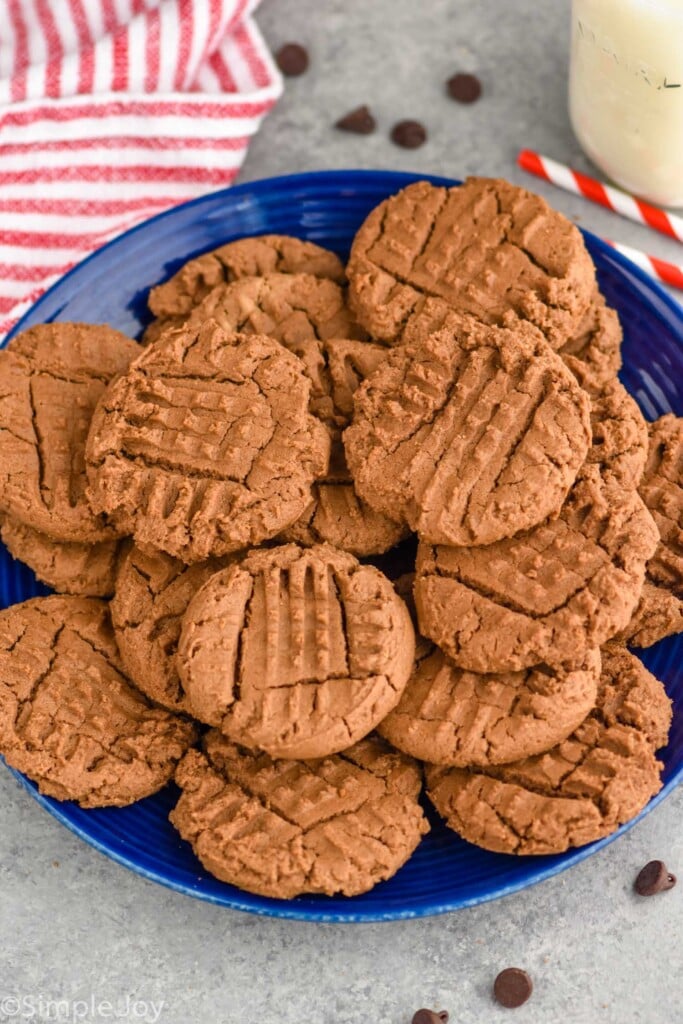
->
xmin=0 ymin=177 xmax=679 ymax=900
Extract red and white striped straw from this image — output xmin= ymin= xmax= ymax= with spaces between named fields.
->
xmin=604 ymin=240 xmax=683 ymax=292
xmin=518 ymin=149 xmax=683 ymax=245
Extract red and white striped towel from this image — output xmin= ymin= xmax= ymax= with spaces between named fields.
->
xmin=0 ymin=0 xmax=283 ymax=336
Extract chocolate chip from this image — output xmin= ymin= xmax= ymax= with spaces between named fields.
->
xmin=634 ymin=860 xmax=677 ymax=896
xmin=390 ymin=120 xmax=427 ymax=149
xmin=493 ymin=968 xmax=533 ymax=1009
xmin=446 ymin=72 xmax=482 ymax=104
xmin=411 ymin=1011 xmax=448 ymax=1024
xmin=336 ymin=105 xmax=376 ymax=135
xmin=275 ymin=43 xmax=309 ymax=77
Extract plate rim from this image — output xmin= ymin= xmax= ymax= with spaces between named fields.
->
xmin=3 ymin=168 xmax=683 ymax=923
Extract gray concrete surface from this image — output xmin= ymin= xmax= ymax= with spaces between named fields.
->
xmin=2 ymin=2 xmax=682 ymax=1023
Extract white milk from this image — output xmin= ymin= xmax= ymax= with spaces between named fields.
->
xmin=569 ymin=0 xmax=683 ymax=206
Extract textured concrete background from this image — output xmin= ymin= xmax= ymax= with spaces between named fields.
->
xmin=2 ymin=2 xmax=682 ymax=1023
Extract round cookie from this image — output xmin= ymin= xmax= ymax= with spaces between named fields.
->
xmin=347 ymin=177 xmax=595 ymax=348
xmin=170 ymin=731 xmax=429 ymax=899
xmin=415 ymin=464 xmax=659 ymax=673
xmin=379 ymin=646 xmax=601 ymax=768
xmin=0 ymin=322 xmax=139 ymax=543
xmin=111 ymin=545 xmax=232 ymax=713
xmin=426 ymin=644 xmax=671 ymax=855
xmin=0 ymin=596 xmax=196 ymax=807
xmin=616 ymin=581 xmax=683 ymax=649
xmin=639 ymin=414 xmax=683 ymax=596
xmin=0 ymin=516 xmax=121 ymax=597
xmin=343 ymin=316 xmax=592 ymax=547
xmin=558 ymin=291 xmax=623 ymax=397
xmin=177 ymin=543 xmax=415 ymax=759
xmin=148 ymin=234 xmax=345 ymax=322
xmin=85 ymin=321 xmax=331 ymax=562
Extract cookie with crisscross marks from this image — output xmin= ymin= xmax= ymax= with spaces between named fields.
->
xmin=0 ymin=322 xmax=139 ymax=543
xmin=639 ymin=414 xmax=683 ymax=597
xmin=0 ymin=596 xmax=196 ymax=807
xmin=85 ymin=321 xmax=331 ymax=562
xmin=343 ymin=315 xmax=592 ymax=547
xmin=170 ymin=731 xmax=429 ymax=898
xmin=347 ymin=177 xmax=595 ymax=347
xmin=145 ymin=234 xmax=345 ymax=342
xmin=177 ymin=544 xmax=415 ymax=759
xmin=425 ymin=644 xmax=671 ymax=855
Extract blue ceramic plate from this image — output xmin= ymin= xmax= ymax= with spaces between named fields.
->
xmin=3 ymin=170 xmax=683 ymax=922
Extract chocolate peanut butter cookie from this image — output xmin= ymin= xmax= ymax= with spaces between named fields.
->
xmin=184 ymin=273 xmax=365 ymax=347
xmin=170 ymin=731 xmax=429 ymax=898
xmin=426 ymin=644 xmax=671 ymax=855
xmin=85 ymin=322 xmax=330 ymax=562
xmin=616 ymin=582 xmax=683 ymax=649
xmin=558 ymin=291 xmax=623 ymax=397
xmin=379 ymin=647 xmax=600 ymax=768
xmin=585 ymin=378 xmax=648 ymax=492
xmin=145 ymin=235 xmax=345 ymax=341
xmin=347 ymin=177 xmax=595 ymax=347
xmin=415 ymin=384 xmax=656 ymax=672
xmin=344 ymin=317 xmax=591 ymax=547
xmin=177 ymin=544 xmax=415 ymax=759
xmin=0 ymin=323 xmax=139 ymax=543
xmin=111 ymin=545 xmax=232 ymax=714
xmin=416 ymin=464 xmax=658 ymax=672
xmin=0 ymin=517 xmax=121 ymax=597
xmin=639 ymin=414 xmax=683 ymax=596
xmin=0 ymin=596 xmax=196 ymax=807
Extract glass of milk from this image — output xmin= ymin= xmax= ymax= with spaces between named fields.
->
xmin=569 ymin=0 xmax=683 ymax=207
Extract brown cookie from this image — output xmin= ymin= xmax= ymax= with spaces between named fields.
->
xmin=379 ymin=646 xmax=601 ymax=768
xmin=343 ymin=317 xmax=592 ymax=547
xmin=639 ymin=414 xmax=683 ymax=596
xmin=0 ymin=596 xmax=196 ymax=807
xmin=148 ymin=234 xmax=345 ymax=322
xmin=111 ymin=545 xmax=232 ymax=714
xmin=0 ymin=323 xmax=140 ymax=543
xmin=415 ymin=464 xmax=659 ymax=672
xmin=281 ymin=479 xmax=409 ymax=556
xmin=558 ymin=291 xmax=623 ymax=397
xmin=170 ymin=731 xmax=429 ymax=899
xmin=585 ymin=378 xmax=648 ymax=492
xmin=0 ymin=516 xmax=121 ymax=597
xmin=85 ymin=322 xmax=330 ymax=562
xmin=347 ymin=177 xmax=595 ymax=347
xmin=426 ymin=644 xmax=671 ymax=855
xmin=275 ymin=335 xmax=407 ymax=555
xmin=184 ymin=273 xmax=365 ymax=347
xmin=616 ymin=581 xmax=683 ymax=649
xmin=177 ymin=543 xmax=415 ymax=759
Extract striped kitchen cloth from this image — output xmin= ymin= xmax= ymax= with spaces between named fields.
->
xmin=0 ymin=0 xmax=283 ymax=336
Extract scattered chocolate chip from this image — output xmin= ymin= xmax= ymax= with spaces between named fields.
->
xmin=335 ymin=105 xmax=376 ymax=135
xmin=493 ymin=968 xmax=533 ymax=1009
xmin=275 ymin=43 xmax=309 ymax=77
xmin=390 ymin=120 xmax=427 ymax=149
xmin=411 ymin=1011 xmax=448 ymax=1024
xmin=634 ymin=860 xmax=677 ymax=896
xmin=446 ymin=72 xmax=482 ymax=104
